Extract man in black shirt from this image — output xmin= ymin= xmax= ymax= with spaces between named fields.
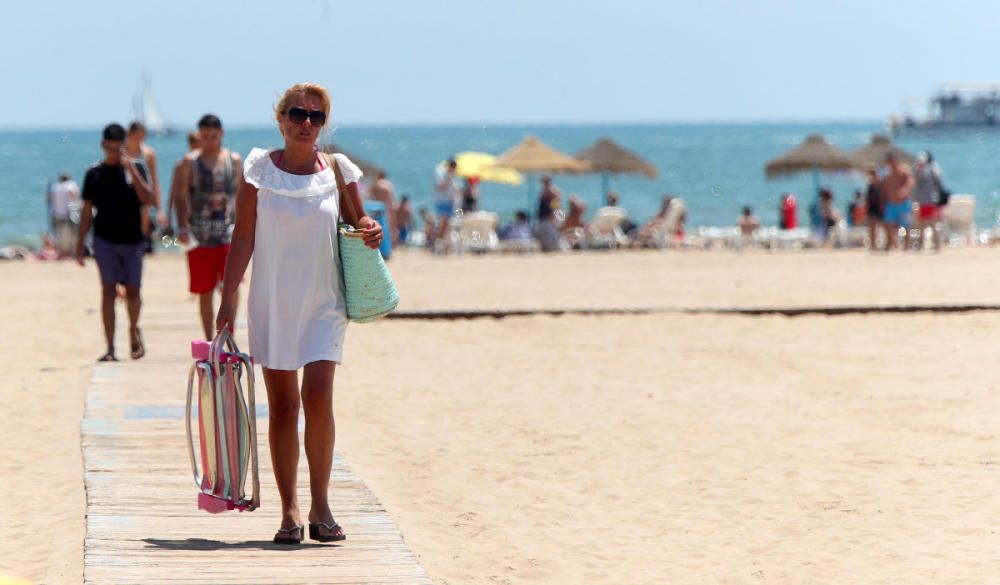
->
xmin=76 ymin=123 xmax=154 ymax=362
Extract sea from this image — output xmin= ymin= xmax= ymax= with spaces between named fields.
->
xmin=3 ymin=122 xmax=1000 ymax=247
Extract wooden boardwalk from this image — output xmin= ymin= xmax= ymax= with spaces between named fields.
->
xmin=82 ymin=356 xmax=431 ymax=584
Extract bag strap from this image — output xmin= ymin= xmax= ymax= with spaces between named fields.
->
xmin=324 ymin=152 xmax=359 ymax=227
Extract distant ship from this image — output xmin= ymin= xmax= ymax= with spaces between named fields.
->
xmin=132 ymin=74 xmax=175 ymax=136
xmin=889 ymin=82 xmax=1000 ymax=133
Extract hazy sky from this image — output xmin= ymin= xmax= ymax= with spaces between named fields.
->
xmin=3 ymin=0 xmax=999 ymax=127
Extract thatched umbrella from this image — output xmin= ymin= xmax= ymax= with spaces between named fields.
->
xmin=765 ymin=134 xmax=864 ymax=180
xmin=495 ymin=135 xmax=591 ymax=209
xmin=318 ymin=142 xmax=384 ymax=178
xmin=851 ymin=134 xmax=915 ymax=168
xmin=494 ymin=135 xmax=591 ymax=174
xmin=764 ymin=133 xmax=867 ymax=214
xmin=575 ymin=137 xmax=658 ymax=196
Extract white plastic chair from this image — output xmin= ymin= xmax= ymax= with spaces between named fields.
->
xmin=941 ymin=195 xmax=976 ymax=246
xmin=585 ymin=206 xmax=628 ymax=249
xmin=458 ymin=211 xmax=500 ymax=253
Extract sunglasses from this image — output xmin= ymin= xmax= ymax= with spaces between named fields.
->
xmin=286 ymin=107 xmax=327 ymax=126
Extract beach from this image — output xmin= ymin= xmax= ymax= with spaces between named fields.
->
xmin=4 ymin=248 xmax=1000 ymax=583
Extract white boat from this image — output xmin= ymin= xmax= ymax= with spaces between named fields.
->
xmin=890 ymin=82 xmax=1000 ymax=133
xmin=132 ymin=74 xmax=174 ymax=136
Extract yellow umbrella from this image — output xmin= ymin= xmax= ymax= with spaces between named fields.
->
xmin=440 ymin=151 xmax=524 ymax=185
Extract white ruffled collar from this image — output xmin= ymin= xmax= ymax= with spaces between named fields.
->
xmin=245 ymin=147 xmax=336 ymax=198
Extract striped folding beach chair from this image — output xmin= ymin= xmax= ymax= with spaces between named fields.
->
xmin=185 ymin=329 xmax=260 ymax=513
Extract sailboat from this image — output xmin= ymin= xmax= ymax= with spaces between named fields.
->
xmin=132 ymin=74 xmax=174 ymax=136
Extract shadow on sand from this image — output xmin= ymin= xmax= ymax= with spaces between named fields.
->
xmin=142 ymin=537 xmax=339 ymax=551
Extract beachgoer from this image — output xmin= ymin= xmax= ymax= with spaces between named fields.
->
xmin=369 ymin=170 xmax=395 ymax=209
xmin=537 ymin=176 xmax=561 ymax=222
xmin=607 ymin=191 xmax=637 ymax=235
xmin=779 ymin=193 xmax=797 ymax=230
xmin=848 ymin=190 xmax=866 ymax=227
xmin=174 ymin=114 xmax=242 ymax=342
xmin=818 ymin=188 xmax=842 ymax=246
xmin=881 ymin=153 xmax=915 ymax=250
xmin=48 ymin=172 xmax=80 ymax=257
xmin=394 ymin=195 xmax=413 ymax=245
xmin=562 ymin=195 xmax=587 ymax=247
xmin=75 ymin=123 xmax=154 ymax=362
xmin=913 ymin=151 xmax=942 ymax=250
xmin=125 ymin=122 xmax=165 ymax=244
xmin=865 ymin=169 xmax=884 ymax=251
xmin=499 ymin=211 xmax=533 ymax=241
xmin=165 ymin=131 xmax=202 ymax=236
xmin=215 ymin=83 xmax=382 ymax=545
xmin=419 ymin=206 xmax=437 ymax=249
xmin=434 ymin=159 xmax=461 ymax=246
xmin=462 ymin=176 xmax=480 ymax=212
xmin=737 ymin=205 xmax=761 ymax=237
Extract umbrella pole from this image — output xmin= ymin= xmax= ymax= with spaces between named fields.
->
xmin=602 ymin=173 xmax=610 ymax=199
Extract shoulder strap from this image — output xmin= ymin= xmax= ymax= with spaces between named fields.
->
xmin=325 ymin=153 xmax=359 ymax=226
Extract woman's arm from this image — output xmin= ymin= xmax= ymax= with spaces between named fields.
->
xmin=216 ymin=181 xmax=258 ymax=332
xmin=344 ymin=181 xmax=383 ymax=249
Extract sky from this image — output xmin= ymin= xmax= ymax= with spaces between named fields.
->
xmin=3 ymin=0 xmax=1000 ymax=128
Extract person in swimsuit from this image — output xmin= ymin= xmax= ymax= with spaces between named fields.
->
xmin=125 ymin=122 xmax=165 ymax=248
xmin=881 ymin=153 xmax=915 ymax=251
xmin=215 ymin=83 xmax=382 ymax=545
xmin=865 ymin=169 xmax=884 ymax=250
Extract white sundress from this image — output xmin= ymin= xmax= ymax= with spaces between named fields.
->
xmin=242 ymin=147 xmax=363 ymax=370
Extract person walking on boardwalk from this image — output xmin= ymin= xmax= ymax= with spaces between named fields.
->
xmin=75 ymin=123 xmax=154 ymax=361
xmin=165 ymin=131 xmax=202 ymax=236
xmin=175 ymin=115 xmax=242 ymax=342
xmin=125 ymin=122 xmax=165 ymax=249
xmin=215 ymin=83 xmax=383 ymax=545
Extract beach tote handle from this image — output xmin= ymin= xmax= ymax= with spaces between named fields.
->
xmin=324 ymin=152 xmax=360 ymax=227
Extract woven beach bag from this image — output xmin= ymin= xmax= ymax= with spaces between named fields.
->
xmin=327 ymin=153 xmax=400 ymax=323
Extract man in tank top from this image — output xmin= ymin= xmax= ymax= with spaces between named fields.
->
xmin=175 ymin=114 xmax=243 ymax=341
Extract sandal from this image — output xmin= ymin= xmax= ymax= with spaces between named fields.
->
xmin=130 ymin=328 xmax=145 ymax=360
xmin=273 ymin=524 xmax=304 ymax=545
xmin=97 ymin=351 xmax=118 ymax=362
xmin=309 ymin=521 xmax=346 ymax=542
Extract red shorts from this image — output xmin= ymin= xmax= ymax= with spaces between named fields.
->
xmin=187 ymin=244 xmax=229 ymax=294
xmin=919 ymin=204 xmax=940 ymax=220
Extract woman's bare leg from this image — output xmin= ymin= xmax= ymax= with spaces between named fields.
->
xmin=301 ymin=360 xmax=337 ymax=527
xmin=263 ymin=367 xmax=302 ymax=532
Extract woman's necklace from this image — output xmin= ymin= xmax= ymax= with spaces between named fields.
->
xmin=280 ymin=150 xmax=316 ymax=174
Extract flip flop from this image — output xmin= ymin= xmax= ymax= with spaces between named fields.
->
xmin=308 ymin=521 xmax=346 ymax=542
xmin=97 ymin=351 xmax=118 ymax=362
xmin=130 ymin=329 xmax=145 ymax=360
xmin=273 ymin=525 xmax=304 ymax=545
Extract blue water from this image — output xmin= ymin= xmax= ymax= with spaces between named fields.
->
xmin=3 ymin=122 xmax=1000 ymax=247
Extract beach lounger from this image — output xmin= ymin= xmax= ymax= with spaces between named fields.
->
xmin=585 ymin=206 xmax=628 ymax=249
xmin=186 ymin=329 xmax=260 ymax=513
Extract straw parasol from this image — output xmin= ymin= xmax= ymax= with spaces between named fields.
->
xmin=851 ymin=134 xmax=915 ymax=168
xmin=495 ymin=135 xmax=591 ymax=209
xmin=764 ymin=134 xmax=864 ymax=180
xmin=575 ymin=137 xmax=658 ymax=196
xmin=494 ymin=135 xmax=591 ymax=174
xmin=318 ymin=142 xmax=384 ymax=178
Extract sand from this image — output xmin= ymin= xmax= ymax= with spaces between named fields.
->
xmin=4 ymin=248 xmax=1000 ymax=584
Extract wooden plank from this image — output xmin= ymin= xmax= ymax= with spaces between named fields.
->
xmin=82 ymin=352 xmax=432 ymax=585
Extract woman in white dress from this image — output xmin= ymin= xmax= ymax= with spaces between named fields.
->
xmin=216 ymin=83 xmax=383 ymax=545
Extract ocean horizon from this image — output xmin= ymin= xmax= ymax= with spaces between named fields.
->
xmin=3 ymin=121 xmax=999 ymax=248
